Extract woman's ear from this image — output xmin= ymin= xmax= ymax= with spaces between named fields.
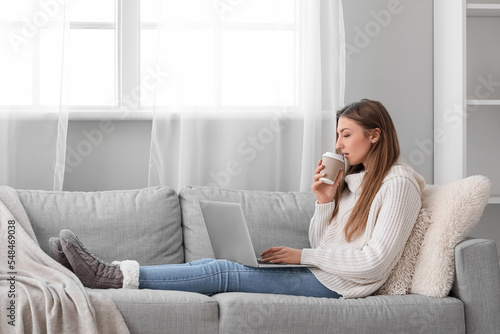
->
xmin=370 ymin=128 xmax=381 ymax=144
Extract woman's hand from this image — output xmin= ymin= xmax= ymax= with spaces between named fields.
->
xmin=260 ymin=247 xmax=302 ymax=264
xmin=311 ymin=159 xmax=343 ymax=204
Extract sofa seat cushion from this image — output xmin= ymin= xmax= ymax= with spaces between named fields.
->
xmin=17 ymin=187 xmax=183 ymax=265
xmin=96 ymin=289 xmax=218 ymax=334
xmin=179 ymin=186 xmax=316 ymax=261
xmin=213 ymin=292 xmax=465 ymax=334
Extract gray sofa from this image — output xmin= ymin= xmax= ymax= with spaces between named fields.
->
xmin=18 ymin=186 xmax=500 ymax=333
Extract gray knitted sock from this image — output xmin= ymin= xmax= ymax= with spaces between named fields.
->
xmin=48 ymin=237 xmax=73 ymax=272
xmin=59 ymin=229 xmax=125 ymax=289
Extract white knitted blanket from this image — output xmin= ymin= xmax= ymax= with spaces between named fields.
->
xmin=0 ymin=186 xmax=130 ymax=334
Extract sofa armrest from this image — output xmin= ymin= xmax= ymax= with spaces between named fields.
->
xmin=451 ymin=238 xmax=500 ymax=334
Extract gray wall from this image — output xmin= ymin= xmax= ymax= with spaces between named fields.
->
xmin=63 ymin=120 xmax=151 ymax=191
xmin=471 ymin=206 xmax=500 ymax=253
xmin=465 ymin=16 xmax=500 ymax=250
xmin=59 ymin=1 xmax=498 ymax=251
xmin=341 ymin=0 xmax=499 ymax=253
xmin=32 ymin=0 xmax=500 ymax=253
xmin=342 ymin=0 xmax=433 ymax=182
xmin=64 ymin=0 xmax=435 ymax=191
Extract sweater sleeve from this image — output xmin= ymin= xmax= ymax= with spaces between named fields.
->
xmin=308 ymin=201 xmax=336 ymax=249
xmin=301 ymin=176 xmax=421 ymax=282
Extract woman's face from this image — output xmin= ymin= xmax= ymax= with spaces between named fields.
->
xmin=335 ymin=116 xmax=377 ymax=166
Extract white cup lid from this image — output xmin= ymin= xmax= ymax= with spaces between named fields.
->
xmin=322 ymin=152 xmax=344 ymax=162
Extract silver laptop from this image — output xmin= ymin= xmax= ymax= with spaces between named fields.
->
xmin=199 ymin=200 xmax=313 ymax=268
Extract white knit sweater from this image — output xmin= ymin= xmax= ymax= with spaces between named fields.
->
xmin=301 ymin=162 xmax=425 ymax=299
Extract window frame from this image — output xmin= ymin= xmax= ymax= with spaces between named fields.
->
xmin=0 ymin=0 xmax=301 ymax=120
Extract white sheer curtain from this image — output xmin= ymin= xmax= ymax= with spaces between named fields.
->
xmin=0 ymin=1 xmax=344 ymax=192
xmin=147 ymin=0 xmax=345 ymax=192
xmin=0 ymin=1 xmax=69 ymax=190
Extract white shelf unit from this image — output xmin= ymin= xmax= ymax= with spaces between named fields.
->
xmin=489 ymin=196 xmax=500 ymax=204
xmin=467 ymin=4 xmax=500 ymax=16
xmin=467 ymin=100 xmax=500 ymax=105
xmin=435 ymin=1 xmax=500 ymax=204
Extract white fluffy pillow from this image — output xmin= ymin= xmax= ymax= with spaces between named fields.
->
xmin=411 ymin=175 xmax=491 ymax=297
xmin=375 ymin=208 xmax=431 ymax=295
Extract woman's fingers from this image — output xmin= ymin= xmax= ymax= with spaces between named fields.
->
xmin=314 ymin=173 xmax=325 ymax=182
xmin=314 ymin=164 xmax=325 ymax=183
xmin=314 ymin=160 xmax=324 ymax=174
xmin=311 ymin=179 xmax=324 ymax=191
xmin=261 ymin=247 xmax=301 ymax=264
xmin=261 ymin=247 xmax=284 ymax=256
xmin=312 ymin=159 xmax=340 ymax=204
xmin=261 ymin=247 xmax=281 ymax=257
xmin=261 ymin=247 xmax=281 ymax=262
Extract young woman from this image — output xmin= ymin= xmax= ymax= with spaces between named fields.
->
xmin=51 ymin=99 xmax=424 ymax=299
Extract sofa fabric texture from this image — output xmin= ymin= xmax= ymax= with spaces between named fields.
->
xmin=180 ymin=186 xmax=316 ymax=261
xmin=17 ymin=187 xmax=184 ymax=266
xmin=98 ymin=289 xmax=219 ymax=334
xmin=452 ymin=238 xmax=500 ymax=334
xmin=18 ymin=185 xmax=500 ymax=334
xmin=213 ymin=293 xmax=465 ymax=334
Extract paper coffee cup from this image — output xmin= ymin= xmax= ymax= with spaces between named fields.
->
xmin=319 ymin=152 xmax=344 ymax=185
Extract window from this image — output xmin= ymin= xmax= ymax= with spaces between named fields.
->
xmin=0 ymin=0 xmax=298 ymax=115
xmin=0 ymin=0 xmax=115 ymax=109
xmin=140 ymin=0 xmax=297 ymax=110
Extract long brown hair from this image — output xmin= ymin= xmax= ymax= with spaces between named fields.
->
xmin=332 ymin=99 xmax=400 ymax=242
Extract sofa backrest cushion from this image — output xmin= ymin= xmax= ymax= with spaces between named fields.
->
xmin=179 ymin=186 xmax=316 ymax=262
xmin=17 ymin=186 xmax=184 ymax=266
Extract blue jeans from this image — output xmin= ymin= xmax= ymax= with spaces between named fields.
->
xmin=139 ymin=258 xmax=341 ymax=298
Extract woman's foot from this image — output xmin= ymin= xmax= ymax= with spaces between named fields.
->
xmin=59 ymin=229 xmax=139 ymax=289
xmin=48 ymin=237 xmax=73 ymax=272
